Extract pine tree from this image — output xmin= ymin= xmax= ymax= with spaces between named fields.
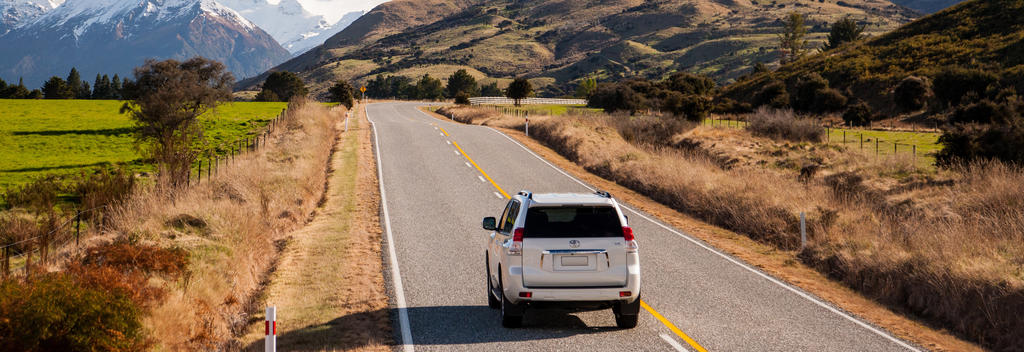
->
xmin=778 ymin=12 xmax=807 ymax=64
xmin=67 ymin=67 xmax=82 ymax=98
xmin=93 ymin=74 xmax=104 ymax=99
xmin=111 ymin=74 xmax=122 ymax=99
xmin=822 ymin=16 xmax=865 ymax=51
xmin=43 ymin=76 xmax=73 ymax=99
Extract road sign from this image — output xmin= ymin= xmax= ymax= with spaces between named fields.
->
xmin=360 ymin=86 xmax=366 ymax=93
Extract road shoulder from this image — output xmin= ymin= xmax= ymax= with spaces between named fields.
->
xmin=241 ymin=106 xmax=392 ymax=351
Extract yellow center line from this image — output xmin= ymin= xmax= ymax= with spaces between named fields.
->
xmin=439 ymin=127 xmax=450 ymax=137
xmin=642 ymin=300 xmax=708 ymax=352
xmin=452 ymin=141 xmax=510 ymax=199
xmin=448 ymin=131 xmax=706 ymax=351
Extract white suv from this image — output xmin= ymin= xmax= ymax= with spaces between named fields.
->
xmin=483 ymin=190 xmax=642 ymax=328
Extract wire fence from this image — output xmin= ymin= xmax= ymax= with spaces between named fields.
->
xmin=0 ymin=205 xmax=108 ymax=278
xmin=700 ymin=117 xmax=936 ymax=167
xmin=468 ymin=97 xmax=587 ymax=105
xmin=187 ymin=107 xmax=291 ymax=186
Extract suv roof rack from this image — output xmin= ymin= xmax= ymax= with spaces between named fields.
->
xmin=517 ymin=190 xmax=533 ymax=199
xmin=595 ymin=190 xmax=613 ymax=198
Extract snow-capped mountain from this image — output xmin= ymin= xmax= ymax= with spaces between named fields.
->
xmin=219 ymin=0 xmax=363 ymax=55
xmin=0 ymin=0 xmax=290 ymax=86
xmin=0 ymin=0 xmax=58 ymax=34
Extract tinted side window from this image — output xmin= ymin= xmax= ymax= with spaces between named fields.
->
xmin=524 ymin=206 xmax=622 ymax=238
xmin=502 ymin=201 xmax=521 ymax=234
xmin=497 ymin=201 xmax=513 ymax=231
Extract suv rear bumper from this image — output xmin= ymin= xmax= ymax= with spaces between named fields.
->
xmin=502 ymin=264 xmax=641 ymax=305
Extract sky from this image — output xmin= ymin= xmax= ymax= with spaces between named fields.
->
xmin=292 ymin=0 xmax=389 ymax=23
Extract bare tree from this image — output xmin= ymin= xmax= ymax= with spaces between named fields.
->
xmin=120 ymin=57 xmax=233 ymax=188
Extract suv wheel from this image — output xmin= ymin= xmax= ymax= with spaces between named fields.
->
xmin=486 ymin=255 xmax=500 ymax=309
xmin=498 ymin=272 xmax=523 ymax=328
xmin=613 ymin=296 xmax=641 ymax=329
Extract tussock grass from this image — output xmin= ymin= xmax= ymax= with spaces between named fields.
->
xmin=443 ymin=105 xmax=1024 ymax=351
xmin=106 ymin=100 xmax=341 ymax=349
xmin=746 ymin=107 xmax=825 ymax=143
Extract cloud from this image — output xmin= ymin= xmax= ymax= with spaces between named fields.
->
xmin=295 ymin=0 xmax=389 ymax=23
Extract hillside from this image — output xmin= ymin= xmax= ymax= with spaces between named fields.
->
xmin=721 ymin=0 xmax=1024 ymax=117
xmin=890 ymin=0 xmax=965 ymax=13
xmin=242 ymin=0 xmax=918 ymax=97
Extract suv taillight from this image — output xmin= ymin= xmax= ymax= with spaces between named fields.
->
xmin=509 ymin=228 xmax=524 ymax=255
xmin=623 ymin=226 xmax=638 ymax=253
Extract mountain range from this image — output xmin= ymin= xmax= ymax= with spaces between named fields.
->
xmin=0 ymin=0 xmax=364 ymax=87
xmin=243 ymin=0 xmax=925 ymax=97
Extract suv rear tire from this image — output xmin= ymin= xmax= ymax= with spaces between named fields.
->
xmin=498 ymin=273 xmax=523 ymax=328
xmin=486 ymin=256 xmax=500 ymax=309
xmin=613 ymin=296 xmax=641 ymax=329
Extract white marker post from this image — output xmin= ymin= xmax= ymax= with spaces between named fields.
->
xmin=525 ymin=115 xmax=530 ymax=137
xmin=265 ymin=306 xmax=277 ymax=352
xmin=800 ymin=212 xmax=807 ymax=249
xmin=345 ymin=112 xmax=350 ymax=132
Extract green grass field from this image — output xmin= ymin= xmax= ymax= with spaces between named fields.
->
xmin=0 ymin=99 xmax=288 ymax=189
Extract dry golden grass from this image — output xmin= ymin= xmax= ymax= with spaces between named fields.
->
xmin=106 ymin=100 xmax=342 ymax=350
xmin=238 ymin=104 xmax=391 ymax=352
xmin=439 ymin=105 xmax=1023 ymax=351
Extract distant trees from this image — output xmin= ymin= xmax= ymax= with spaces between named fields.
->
xmin=586 ymin=72 xmax=717 ymax=121
xmin=575 ymin=77 xmax=597 ymax=98
xmin=792 ymin=73 xmax=847 ymax=113
xmin=754 ymin=79 xmax=790 ymax=109
xmin=417 ymin=74 xmax=444 ymax=101
xmin=506 ymin=77 xmax=533 ymax=106
xmin=0 ymin=78 xmax=34 ymax=99
xmin=91 ymin=74 xmax=122 ymax=100
xmin=42 ymin=77 xmax=74 ymax=99
xmin=120 ymin=57 xmax=233 ymax=187
xmin=446 ymin=69 xmax=479 ymax=98
xmin=257 ymin=71 xmax=307 ymax=102
xmin=329 ymin=80 xmax=356 ymax=109
xmin=933 ymin=67 xmax=998 ymax=108
xmin=778 ymin=12 xmax=807 ymax=63
xmin=843 ymin=101 xmax=873 ymax=127
xmin=822 ymin=17 xmax=865 ymax=51
xmin=480 ymin=82 xmax=502 ymax=96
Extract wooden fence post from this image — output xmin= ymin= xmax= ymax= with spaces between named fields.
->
xmin=876 ymin=139 xmax=880 ymax=157
xmin=860 ymin=134 xmax=863 ymax=150
xmin=76 ymin=209 xmax=81 ymax=247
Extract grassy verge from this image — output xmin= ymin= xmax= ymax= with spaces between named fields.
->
xmin=101 ymin=100 xmax=341 ymax=349
xmin=239 ymin=105 xmax=391 ymax=351
xmin=0 ymin=99 xmax=288 ymax=189
xmin=432 ymin=105 xmax=1013 ymax=351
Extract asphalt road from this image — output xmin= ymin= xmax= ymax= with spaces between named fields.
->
xmin=367 ymin=102 xmax=919 ymax=352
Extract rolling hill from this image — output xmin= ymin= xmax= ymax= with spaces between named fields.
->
xmin=242 ymin=0 xmax=919 ymax=97
xmin=721 ymin=0 xmax=1024 ymax=116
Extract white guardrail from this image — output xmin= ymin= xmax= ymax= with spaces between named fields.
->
xmin=468 ymin=97 xmax=587 ymax=105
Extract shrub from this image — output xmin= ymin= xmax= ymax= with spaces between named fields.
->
xmin=814 ymin=87 xmax=848 ymax=113
xmin=73 ymin=167 xmax=135 ymax=225
xmin=938 ymin=122 xmax=1024 ymax=166
xmin=1 ymin=176 xmax=60 ymax=212
xmin=588 ymin=83 xmax=646 ymax=113
xmin=933 ymin=67 xmax=998 ymax=108
xmin=712 ymin=97 xmax=754 ymax=114
xmin=606 ymin=115 xmax=695 ymax=147
xmin=257 ymin=71 xmax=307 ymax=102
xmin=949 ymin=99 xmax=1016 ymax=125
xmin=454 ymin=92 xmax=471 ymax=105
xmin=792 ymin=73 xmax=829 ymax=111
xmin=894 ymin=76 xmax=931 ymax=111
xmin=754 ymin=80 xmax=790 ymax=108
xmin=328 ymin=80 xmax=355 ymax=109
xmin=746 ymin=107 xmax=824 ymax=142
xmin=843 ymin=101 xmax=873 ymax=127
xmin=0 ymin=273 xmax=148 ymax=351
xmin=661 ymin=91 xmax=712 ymax=122
xmin=663 ymin=72 xmax=716 ymax=96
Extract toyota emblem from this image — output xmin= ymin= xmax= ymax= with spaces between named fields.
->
xmin=568 ymin=240 xmax=581 ymax=248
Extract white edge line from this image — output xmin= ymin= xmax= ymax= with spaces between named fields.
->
xmin=368 ymin=107 xmax=416 ymax=352
xmin=660 ymin=333 xmax=689 ymax=352
xmin=483 ymin=126 xmax=921 ymax=352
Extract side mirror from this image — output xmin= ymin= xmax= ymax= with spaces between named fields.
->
xmin=482 ymin=217 xmax=497 ymax=231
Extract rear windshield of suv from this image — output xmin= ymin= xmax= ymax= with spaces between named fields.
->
xmin=524 ymin=206 xmax=622 ymax=238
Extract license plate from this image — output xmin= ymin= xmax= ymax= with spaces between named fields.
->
xmin=561 ymin=255 xmax=589 ymax=266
